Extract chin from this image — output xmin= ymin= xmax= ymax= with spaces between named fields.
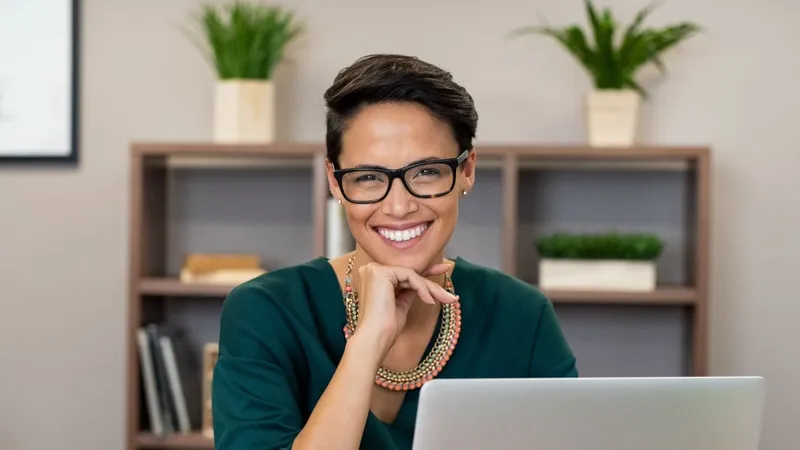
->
xmin=366 ymin=219 xmax=444 ymax=272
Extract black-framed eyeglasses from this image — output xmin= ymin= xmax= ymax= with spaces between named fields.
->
xmin=333 ymin=149 xmax=470 ymax=204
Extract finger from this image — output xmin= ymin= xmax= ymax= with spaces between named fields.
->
xmin=395 ymin=268 xmax=457 ymax=305
xmin=422 ymin=263 xmax=452 ymax=277
xmin=395 ymin=289 xmax=419 ymax=311
xmin=392 ymin=268 xmax=439 ymax=305
xmin=398 ymin=282 xmax=436 ymax=305
xmin=424 ymin=278 xmax=458 ymax=304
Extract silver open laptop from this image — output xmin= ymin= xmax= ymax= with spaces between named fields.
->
xmin=412 ymin=376 xmax=766 ymax=450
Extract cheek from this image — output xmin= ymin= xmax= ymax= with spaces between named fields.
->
xmin=343 ymin=204 xmax=377 ymax=227
xmin=430 ymin=197 xmax=459 ymax=224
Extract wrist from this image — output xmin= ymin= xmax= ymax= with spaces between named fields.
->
xmin=345 ymin=327 xmax=392 ymax=369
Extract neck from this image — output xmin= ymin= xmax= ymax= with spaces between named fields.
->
xmin=349 ymin=245 xmax=448 ymax=326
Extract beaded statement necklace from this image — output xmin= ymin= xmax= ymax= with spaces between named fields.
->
xmin=341 ymin=253 xmax=462 ymax=391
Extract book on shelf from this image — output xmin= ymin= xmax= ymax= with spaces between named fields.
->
xmin=136 ymin=323 xmax=205 ymax=438
xmin=202 ymin=342 xmax=219 ymax=439
xmin=179 ymin=253 xmax=267 ymax=285
xmin=326 ymin=197 xmax=354 ymax=257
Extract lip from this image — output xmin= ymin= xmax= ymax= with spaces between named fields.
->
xmin=372 ymin=220 xmax=433 ymax=250
xmin=371 ymin=220 xmax=431 ymax=231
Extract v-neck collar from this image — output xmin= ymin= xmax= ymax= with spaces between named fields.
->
xmin=306 ymin=256 xmax=470 ymax=428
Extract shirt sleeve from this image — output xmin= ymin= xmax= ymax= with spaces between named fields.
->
xmin=528 ymin=300 xmax=579 ymax=378
xmin=212 ymin=284 xmax=304 ymax=450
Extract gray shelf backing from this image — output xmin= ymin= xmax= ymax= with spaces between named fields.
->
xmin=166 ymin=167 xmax=316 ymax=274
xmin=446 ymin=167 xmax=504 ymax=270
xmin=554 ymin=304 xmax=692 ymax=377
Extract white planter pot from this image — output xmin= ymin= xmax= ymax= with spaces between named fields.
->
xmin=585 ymin=89 xmax=640 ymax=147
xmin=539 ymin=258 xmax=656 ymax=291
xmin=213 ymin=79 xmax=276 ymax=143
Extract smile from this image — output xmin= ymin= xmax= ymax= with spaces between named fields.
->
xmin=374 ymin=222 xmax=431 ymax=246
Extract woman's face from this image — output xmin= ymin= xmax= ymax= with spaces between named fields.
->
xmin=326 ymin=102 xmax=477 ymax=273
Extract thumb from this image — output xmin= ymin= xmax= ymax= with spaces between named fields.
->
xmin=396 ymin=288 xmax=416 ymax=311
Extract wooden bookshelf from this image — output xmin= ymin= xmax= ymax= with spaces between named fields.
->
xmin=127 ymin=142 xmax=710 ymax=450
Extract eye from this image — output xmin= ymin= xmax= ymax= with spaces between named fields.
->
xmin=354 ymin=173 xmax=382 ymax=183
xmin=414 ymin=167 xmax=442 ymax=178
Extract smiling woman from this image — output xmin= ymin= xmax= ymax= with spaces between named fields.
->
xmin=211 ymin=54 xmax=578 ymax=450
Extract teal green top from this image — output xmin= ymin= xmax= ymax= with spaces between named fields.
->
xmin=212 ymin=256 xmax=577 ymax=450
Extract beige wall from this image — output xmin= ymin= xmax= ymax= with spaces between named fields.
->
xmin=1 ymin=0 xmax=798 ymax=449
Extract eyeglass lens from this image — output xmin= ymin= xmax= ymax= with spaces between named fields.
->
xmin=342 ymin=162 xmax=454 ymax=202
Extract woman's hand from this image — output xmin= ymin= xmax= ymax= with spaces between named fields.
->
xmin=294 ymin=261 xmax=456 ymax=450
xmin=354 ymin=262 xmax=458 ymax=357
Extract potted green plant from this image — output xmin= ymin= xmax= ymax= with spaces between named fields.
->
xmin=509 ymin=0 xmax=701 ymax=147
xmin=187 ymin=2 xmax=302 ymax=143
xmin=535 ymin=231 xmax=664 ymax=291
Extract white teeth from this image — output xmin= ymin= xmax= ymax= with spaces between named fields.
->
xmin=378 ymin=223 xmax=428 ymax=242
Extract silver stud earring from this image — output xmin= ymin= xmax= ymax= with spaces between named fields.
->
xmin=338 ymin=198 xmax=342 ymax=205
xmin=462 ymin=189 xmax=467 ymax=196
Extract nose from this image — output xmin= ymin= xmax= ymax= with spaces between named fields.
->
xmin=381 ymin=178 xmax=417 ymax=217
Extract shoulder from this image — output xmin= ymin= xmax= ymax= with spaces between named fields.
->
xmin=219 ymin=257 xmax=332 ymax=345
xmin=453 ymin=258 xmax=576 ymax=377
xmin=453 ymin=258 xmax=577 ymax=377
xmin=224 ymin=257 xmax=330 ymax=307
xmin=454 ymin=257 xmax=550 ymax=318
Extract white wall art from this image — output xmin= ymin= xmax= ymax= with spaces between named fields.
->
xmin=0 ymin=0 xmax=79 ymax=163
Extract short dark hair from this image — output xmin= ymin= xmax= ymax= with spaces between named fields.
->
xmin=323 ymin=54 xmax=478 ymax=169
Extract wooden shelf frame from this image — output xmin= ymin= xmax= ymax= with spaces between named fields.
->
xmin=127 ymin=142 xmax=710 ymax=450
xmin=137 ymin=277 xmax=697 ymax=306
xmin=137 ymin=432 xmax=214 ymax=449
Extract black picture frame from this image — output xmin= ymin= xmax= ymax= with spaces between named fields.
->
xmin=0 ymin=0 xmax=80 ymax=165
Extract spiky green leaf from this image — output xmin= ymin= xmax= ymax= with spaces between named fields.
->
xmin=186 ymin=2 xmax=302 ymax=80
xmin=508 ymin=0 xmax=701 ymax=97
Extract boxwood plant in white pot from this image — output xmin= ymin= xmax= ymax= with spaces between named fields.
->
xmin=536 ymin=231 xmax=664 ymax=292
xmin=510 ymin=0 xmax=701 ymax=147
xmin=188 ymin=2 xmax=302 ymax=143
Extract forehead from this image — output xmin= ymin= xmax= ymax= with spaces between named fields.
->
xmin=339 ymin=102 xmax=458 ymax=169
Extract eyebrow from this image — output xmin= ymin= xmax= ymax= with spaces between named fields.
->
xmin=354 ymin=156 xmax=441 ymax=170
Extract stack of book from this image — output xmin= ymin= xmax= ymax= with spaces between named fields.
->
xmin=135 ymin=323 xmax=205 ymax=438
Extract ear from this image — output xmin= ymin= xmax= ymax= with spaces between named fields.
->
xmin=325 ymin=159 xmax=343 ymax=202
xmin=460 ymin=149 xmax=478 ymax=195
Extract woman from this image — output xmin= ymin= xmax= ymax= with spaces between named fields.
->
xmin=212 ymin=54 xmax=578 ymax=450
